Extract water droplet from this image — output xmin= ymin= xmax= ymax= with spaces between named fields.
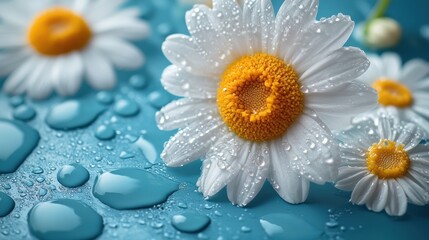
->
xmin=93 ymin=168 xmax=178 ymax=209
xmin=12 ymin=105 xmax=36 ymax=122
xmin=96 ymin=91 xmax=114 ymax=105
xmin=129 ymin=74 xmax=148 ymax=89
xmin=57 ymin=163 xmax=90 ymax=188
xmin=95 ymin=125 xmax=116 ymax=141
xmin=119 ymin=151 xmax=135 ymax=159
xmin=171 ymin=212 xmax=211 ymax=233
xmin=0 ymin=119 xmax=40 ymax=173
xmin=45 ymin=100 xmax=106 ymax=131
xmin=8 ymin=95 xmax=25 ymax=107
xmin=0 ymin=192 xmax=15 ymax=217
xmin=148 ymin=91 xmax=170 ymax=109
xmin=325 ymin=219 xmax=338 ymax=228
xmin=113 ymin=99 xmax=140 ymax=117
xmin=28 ymin=199 xmax=103 ymax=240
xmin=31 ymin=167 xmax=44 ymax=174
xmin=134 ymin=137 xmax=158 ymax=164
xmin=260 ymin=213 xmax=322 ymax=239
xmin=241 ymin=226 xmax=252 ymax=233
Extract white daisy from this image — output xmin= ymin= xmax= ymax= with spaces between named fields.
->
xmin=335 ymin=112 xmax=429 ymax=216
xmin=355 ymin=52 xmax=429 ymax=135
xmin=157 ymin=0 xmax=377 ymax=206
xmin=0 ymin=0 xmax=149 ymax=99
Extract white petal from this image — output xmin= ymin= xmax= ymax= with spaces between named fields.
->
xmin=26 ymin=60 xmax=54 ymax=99
xmin=366 ymin=180 xmax=389 ymax=212
xmin=272 ymin=0 xmax=318 ymax=57
xmin=227 ymin=143 xmax=270 ymax=206
xmin=335 ymin=167 xmax=368 ymax=191
xmin=0 ymin=27 xmax=26 ymax=48
xmin=52 ymin=53 xmax=84 ymax=96
xmin=358 ymin=54 xmax=383 ymax=84
xmin=161 ymin=117 xmax=225 ymax=167
xmin=290 ymin=14 xmax=354 ymax=73
xmin=198 ymin=135 xmax=247 ymax=197
xmin=3 ymin=57 xmax=38 ymax=94
xmin=385 ymin=180 xmax=407 ymax=216
xmin=401 ymin=109 xmax=429 ymax=137
xmin=93 ymin=37 xmax=144 ymax=69
xmin=0 ymin=48 xmax=31 ymax=76
xmin=377 ymin=112 xmax=399 ymax=140
xmin=396 ymin=176 xmax=427 ymax=206
xmin=283 ymin=110 xmax=340 ymax=183
xmin=351 ymin=175 xmax=377 ymax=205
xmin=399 ymin=59 xmax=429 ymax=84
xmin=82 ymin=49 xmax=116 ymax=90
xmin=92 ymin=15 xmax=150 ymax=40
xmin=161 ymin=34 xmax=218 ymax=77
xmin=84 ymin=0 xmax=126 ymax=23
xmin=306 ymin=80 xmax=377 ymax=130
xmin=161 ymin=65 xmax=218 ymax=99
xmin=268 ymin=140 xmax=310 ymax=204
xmin=395 ymin=123 xmax=424 ymax=151
xmin=156 ymin=98 xmax=217 ymax=130
xmin=380 ymin=52 xmax=401 ymax=79
xmin=0 ymin=2 xmax=30 ymax=27
xmin=242 ymin=0 xmax=275 ymax=54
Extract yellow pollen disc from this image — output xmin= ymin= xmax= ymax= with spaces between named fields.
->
xmin=372 ymin=78 xmax=413 ymax=108
xmin=366 ymin=139 xmax=410 ymax=179
xmin=217 ymin=53 xmax=304 ymax=142
xmin=27 ymin=7 xmax=92 ymax=56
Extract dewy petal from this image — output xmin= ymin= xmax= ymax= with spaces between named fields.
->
xmin=198 ymin=135 xmax=247 ymax=198
xmin=272 ymin=0 xmax=318 ymax=57
xmin=227 ymin=143 xmax=270 ymax=206
xmin=401 ymin=109 xmax=429 ymax=137
xmin=395 ymin=123 xmax=424 ymax=151
xmin=156 ymin=98 xmax=217 ymax=131
xmin=380 ymin=52 xmax=401 ymax=80
xmin=396 ymin=176 xmax=427 ymax=206
xmin=268 ymin=140 xmax=310 ymax=204
xmin=82 ymin=49 xmax=116 ymax=90
xmin=366 ymin=180 xmax=389 ymax=212
xmin=242 ymin=0 xmax=275 ymax=54
xmin=290 ymin=14 xmax=354 ymax=73
xmin=300 ymin=47 xmax=370 ymax=90
xmin=351 ymin=175 xmax=377 ymax=205
xmin=335 ymin=167 xmax=368 ymax=191
xmin=385 ymin=180 xmax=407 ymax=216
xmin=283 ymin=110 xmax=339 ymax=184
xmin=161 ymin=117 xmax=226 ymax=167
xmin=93 ymin=37 xmax=144 ymax=69
xmin=306 ymin=80 xmax=377 ymax=130
xmin=162 ymin=34 xmax=218 ymax=77
xmin=399 ymin=59 xmax=429 ymax=85
xmin=161 ymin=65 xmax=218 ymax=99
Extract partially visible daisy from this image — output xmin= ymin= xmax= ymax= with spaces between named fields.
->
xmin=157 ymin=0 xmax=376 ymax=206
xmin=335 ymin=112 xmax=429 ymax=216
xmin=0 ymin=0 xmax=149 ymax=99
xmin=179 ymin=0 xmax=244 ymax=7
xmin=355 ymin=52 xmax=429 ymax=134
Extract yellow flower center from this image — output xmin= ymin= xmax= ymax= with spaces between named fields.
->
xmin=27 ymin=7 xmax=92 ymax=56
xmin=366 ymin=139 xmax=410 ymax=179
xmin=372 ymin=78 xmax=413 ymax=108
xmin=217 ymin=53 xmax=304 ymax=142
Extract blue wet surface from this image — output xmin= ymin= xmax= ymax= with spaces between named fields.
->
xmin=0 ymin=0 xmax=428 ymax=239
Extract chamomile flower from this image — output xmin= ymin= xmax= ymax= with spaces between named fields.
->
xmin=157 ymin=0 xmax=377 ymax=206
xmin=335 ymin=113 xmax=429 ymax=216
xmin=0 ymin=0 xmax=149 ymax=99
xmin=355 ymin=52 xmax=429 ymax=134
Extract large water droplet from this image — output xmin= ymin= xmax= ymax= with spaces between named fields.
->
xmin=93 ymin=168 xmax=178 ymax=210
xmin=57 ymin=163 xmax=90 ymax=188
xmin=134 ymin=136 xmax=158 ymax=164
xmin=95 ymin=125 xmax=116 ymax=141
xmin=0 ymin=119 xmax=40 ymax=173
xmin=0 ymin=192 xmax=15 ymax=217
xmin=259 ymin=213 xmax=322 ymax=240
xmin=113 ymin=99 xmax=140 ymax=117
xmin=12 ymin=105 xmax=36 ymax=122
xmin=28 ymin=199 xmax=103 ymax=240
xmin=171 ymin=211 xmax=211 ymax=233
xmin=45 ymin=100 xmax=106 ymax=131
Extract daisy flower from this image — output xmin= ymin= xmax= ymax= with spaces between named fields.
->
xmin=157 ymin=0 xmax=377 ymax=206
xmin=335 ymin=112 xmax=429 ymax=216
xmin=0 ymin=0 xmax=149 ymax=99
xmin=355 ymin=52 xmax=429 ymax=134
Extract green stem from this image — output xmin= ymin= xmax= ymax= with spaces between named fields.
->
xmin=364 ymin=0 xmax=391 ymax=36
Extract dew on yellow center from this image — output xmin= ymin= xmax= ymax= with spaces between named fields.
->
xmin=27 ymin=7 xmax=92 ymax=56
xmin=366 ymin=139 xmax=410 ymax=179
xmin=372 ymin=78 xmax=413 ymax=108
xmin=217 ymin=53 xmax=304 ymax=142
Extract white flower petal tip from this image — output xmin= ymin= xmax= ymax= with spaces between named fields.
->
xmin=335 ymin=112 xmax=429 ymax=217
xmin=159 ymin=0 xmax=374 ymax=207
xmin=0 ymin=0 xmax=148 ymax=99
xmin=356 ymin=52 xmax=429 ymax=137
